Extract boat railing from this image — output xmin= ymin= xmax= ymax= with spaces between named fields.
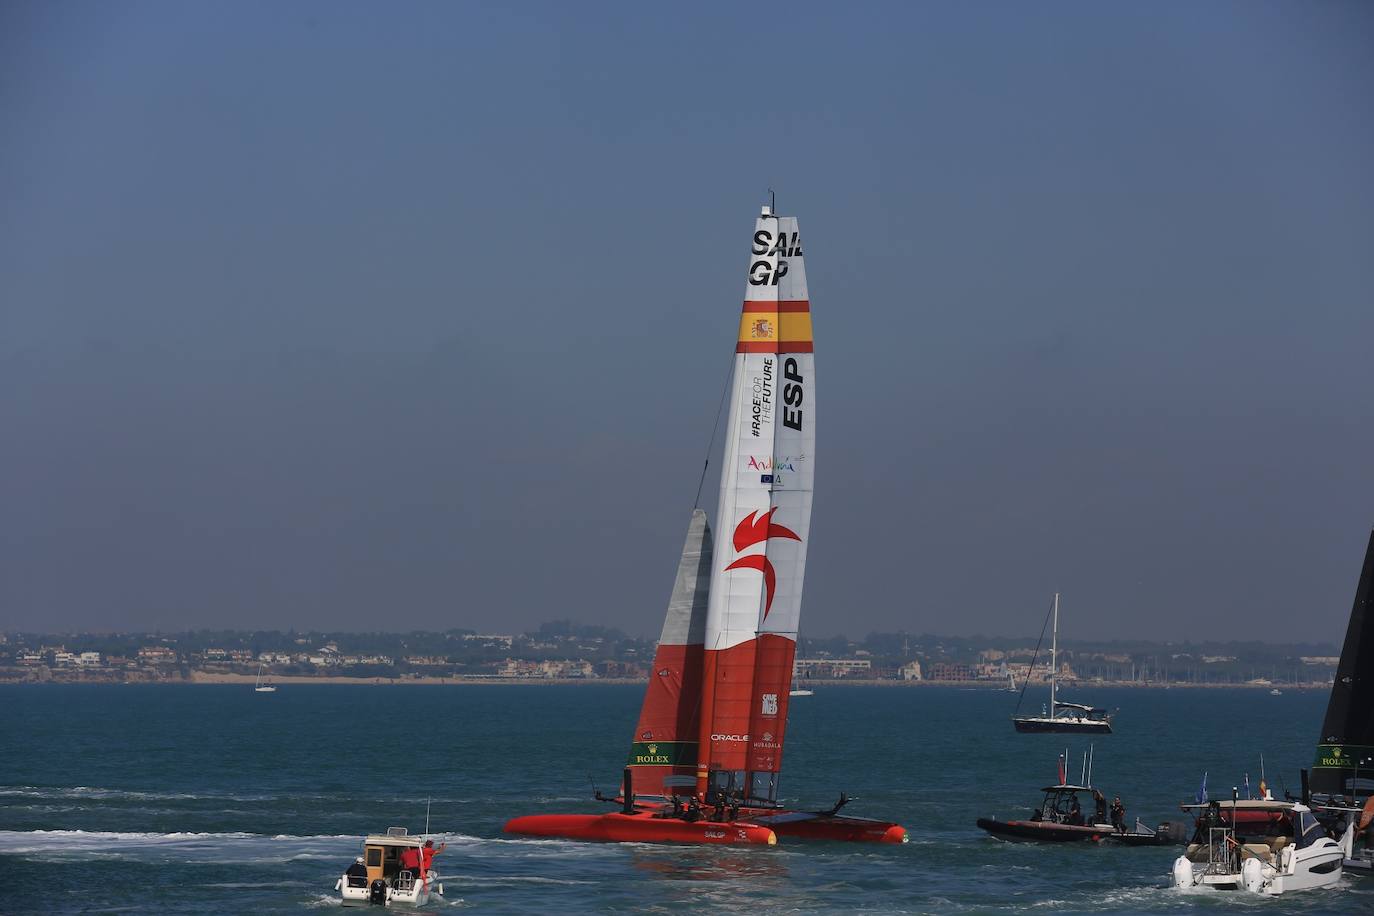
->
xmin=1203 ymin=825 xmax=1239 ymax=876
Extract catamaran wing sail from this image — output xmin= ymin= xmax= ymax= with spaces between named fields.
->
xmin=625 ymin=509 xmax=712 ymax=799
xmin=1313 ymin=529 xmax=1374 ymax=798
xmin=697 ymin=209 xmax=815 ymax=806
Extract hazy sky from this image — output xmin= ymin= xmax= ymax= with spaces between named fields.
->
xmin=3 ymin=1 xmax=1372 ymax=642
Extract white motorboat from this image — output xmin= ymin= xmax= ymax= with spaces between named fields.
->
xmin=1171 ymin=798 xmax=1353 ymax=895
xmin=254 ymin=664 xmax=276 ymax=693
xmin=336 ymin=827 xmax=444 ymax=907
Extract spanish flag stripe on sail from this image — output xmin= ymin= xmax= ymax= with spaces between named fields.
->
xmin=742 ymin=300 xmax=810 ymax=313
xmin=736 ymin=310 xmax=814 ymax=353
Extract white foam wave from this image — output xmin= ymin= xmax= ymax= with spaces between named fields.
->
xmin=0 ymin=829 xmax=359 ymax=859
xmin=0 ymin=784 xmax=277 ymax=803
xmin=443 ymin=875 xmax=594 ymax=886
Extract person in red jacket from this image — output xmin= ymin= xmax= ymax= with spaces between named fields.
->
xmin=398 ymin=844 xmax=421 ymax=875
xmin=420 ymin=839 xmax=446 ymax=875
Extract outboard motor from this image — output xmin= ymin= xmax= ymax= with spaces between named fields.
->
xmin=1171 ymin=855 xmax=1194 ymax=888
xmin=368 ymin=878 xmax=388 ymax=905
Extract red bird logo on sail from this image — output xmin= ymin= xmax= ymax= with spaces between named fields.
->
xmin=724 ymin=508 xmax=801 ymax=618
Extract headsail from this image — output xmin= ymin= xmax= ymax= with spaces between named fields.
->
xmin=1313 ymin=529 xmax=1374 ymax=798
xmin=625 ymin=510 xmax=712 ymax=799
xmin=697 ymin=207 xmax=815 ymax=805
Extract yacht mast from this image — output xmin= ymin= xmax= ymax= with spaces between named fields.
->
xmin=1050 ymin=593 xmax=1059 ymax=715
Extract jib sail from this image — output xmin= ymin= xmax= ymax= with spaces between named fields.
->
xmin=696 ymin=207 xmax=816 ymax=806
xmin=1313 ymin=529 xmax=1374 ymax=798
xmin=624 ymin=510 xmax=712 ymax=799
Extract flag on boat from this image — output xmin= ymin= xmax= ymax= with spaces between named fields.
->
xmin=1195 ymin=771 xmax=1208 ymax=804
xmin=1058 ymin=753 xmax=1066 ymax=785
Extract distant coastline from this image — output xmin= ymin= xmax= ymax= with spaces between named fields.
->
xmin=2 ymin=622 xmax=1338 ymax=690
xmin=0 ymin=669 xmax=1331 ymax=689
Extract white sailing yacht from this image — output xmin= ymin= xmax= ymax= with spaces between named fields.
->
xmin=254 ymin=663 xmax=277 ymax=693
xmin=1011 ymin=594 xmax=1110 ymax=734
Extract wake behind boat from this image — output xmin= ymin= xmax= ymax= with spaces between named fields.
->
xmin=504 ymin=203 xmax=906 ymax=846
xmin=1011 ymin=594 xmax=1111 ymax=734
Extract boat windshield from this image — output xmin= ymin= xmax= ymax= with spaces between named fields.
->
xmin=1039 ymin=790 xmax=1083 ymax=823
xmin=1295 ymin=810 xmax=1327 ymax=848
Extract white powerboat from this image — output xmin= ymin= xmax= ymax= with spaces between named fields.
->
xmin=1171 ymin=798 xmax=1353 ymax=895
xmin=336 ymin=827 xmax=443 ymax=907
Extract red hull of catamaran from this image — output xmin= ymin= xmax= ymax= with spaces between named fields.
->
xmin=506 ymin=804 xmax=907 ymax=845
xmin=759 ymin=817 xmax=908 ymax=844
xmin=503 ymin=812 xmax=777 ymax=845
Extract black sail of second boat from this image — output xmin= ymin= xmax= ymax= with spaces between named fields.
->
xmin=1312 ymin=529 xmax=1374 ymax=798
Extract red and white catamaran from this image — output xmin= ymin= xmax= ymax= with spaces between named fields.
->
xmin=504 ymin=204 xmax=907 ymax=845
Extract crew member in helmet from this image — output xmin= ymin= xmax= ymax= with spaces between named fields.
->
xmin=345 ymin=856 xmax=367 ymax=886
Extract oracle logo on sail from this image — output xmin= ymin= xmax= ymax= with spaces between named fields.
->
xmin=711 ymin=733 xmax=750 ymax=742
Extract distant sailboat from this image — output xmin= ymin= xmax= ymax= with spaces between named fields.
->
xmin=789 ymin=677 xmax=814 ymax=697
xmin=1012 ymin=594 xmax=1111 ymax=734
xmin=254 ymin=663 xmax=277 ymax=693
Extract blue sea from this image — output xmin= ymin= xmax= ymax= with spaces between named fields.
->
xmin=2 ymin=684 xmax=1368 ymax=913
